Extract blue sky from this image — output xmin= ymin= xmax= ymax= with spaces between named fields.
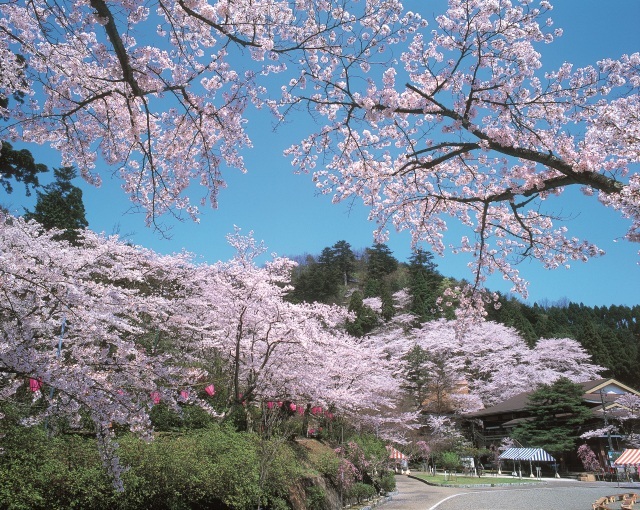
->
xmin=2 ymin=0 xmax=639 ymax=308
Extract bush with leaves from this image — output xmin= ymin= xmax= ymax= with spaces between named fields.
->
xmin=0 ymin=421 xmax=309 ymax=510
xmin=438 ymin=451 xmax=462 ymax=472
xmin=378 ymin=471 xmax=396 ymax=494
xmin=305 ymin=485 xmax=327 ymax=510
xmin=350 ymin=433 xmax=395 ymax=493
xmin=0 ymin=425 xmax=117 ymax=510
xmin=251 ymin=433 xmax=303 ymax=510
xmin=149 ymin=403 xmax=215 ymax=432
xmin=345 ymin=482 xmax=377 ymax=504
xmin=118 ymin=425 xmax=263 ymax=509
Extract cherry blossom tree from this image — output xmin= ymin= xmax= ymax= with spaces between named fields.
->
xmin=1 ymin=216 xmax=415 ymax=484
xmin=284 ymin=0 xmax=640 ymax=299
xmin=177 ymin=228 xmax=411 ymax=432
xmin=581 ymin=393 xmax=640 ymax=448
xmin=373 ymin=316 xmax=603 ymax=409
xmin=0 ymin=213 xmax=209 ymax=486
xmin=0 ymin=0 xmax=408 ymax=225
xmin=577 ymin=444 xmax=602 ymax=473
xmin=2 ymin=0 xmax=636 ymax=300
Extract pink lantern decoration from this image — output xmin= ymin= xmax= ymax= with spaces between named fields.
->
xmin=297 ymin=405 xmax=305 ymax=415
xmin=204 ymin=384 xmax=215 ymax=396
xmin=289 ymin=403 xmax=296 ymax=412
xmin=29 ymin=378 xmax=43 ymax=392
xmin=311 ymin=406 xmax=322 ymax=415
xmin=267 ymin=401 xmax=274 ymax=409
xmin=180 ymin=390 xmax=189 ymax=400
xmin=277 ymin=401 xmax=283 ymax=407
xmin=150 ymin=391 xmax=161 ymax=404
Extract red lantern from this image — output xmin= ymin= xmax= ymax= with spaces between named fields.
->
xmin=289 ymin=403 xmax=296 ymax=412
xmin=204 ymin=384 xmax=215 ymax=396
xmin=150 ymin=391 xmax=161 ymax=404
xmin=180 ymin=390 xmax=189 ymax=400
xmin=267 ymin=401 xmax=274 ymax=409
xmin=29 ymin=378 xmax=43 ymax=392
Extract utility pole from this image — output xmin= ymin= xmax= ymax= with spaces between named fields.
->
xmin=600 ymin=388 xmax=618 ymax=486
xmin=600 ymin=389 xmax=615 ymax=454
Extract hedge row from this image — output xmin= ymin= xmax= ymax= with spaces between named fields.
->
xmin=0 ymin=424 xmax=300 ymax=510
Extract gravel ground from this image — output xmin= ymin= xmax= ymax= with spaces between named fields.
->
xmin=380 ymin=473 xmax=640 ymax=510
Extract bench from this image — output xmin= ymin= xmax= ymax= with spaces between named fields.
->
xmin=593 ymin=497 xmax=611 ymax=510
xmin=592 ymin=493 xmax=639 ymax=510
xmin=622 ymin=494 xmax=639 ymax=510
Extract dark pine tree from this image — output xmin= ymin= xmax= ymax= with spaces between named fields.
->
xmin=363 ymin=244 xmax=398 ymax=298
xmin=512 ymin=377 xmax=593 ymax=457
xmin=288 ymin=246 xmax=343 ymax=304
xmin=400 ymin=344 xmax=431 ymax=410
xmin=345 ymin=291 xmax=378 ymax=337
xmin=576 ymin=321 xmax=613 ymax=374
xmin=407 ymin=248 xmax=441 ymax=322
xmin=331 ymin=240 xmax=356 ymax=287
xmin=316 ymin=246 xmax=342 ymax=297
xmin=23 ymin=167 xmax=88 ymax=244
xmin=487 ymin=295 xmax=537 ymax=346
xmin=0 ymin=141 xmax=48 ymax=196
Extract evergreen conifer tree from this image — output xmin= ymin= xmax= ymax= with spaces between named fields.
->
xmin=331 ymin=240 xmax=356 ymax=286
xmin=345 ymin=291 xmax=378 ymax=337
xmin=23 ymin=166 xmax=88 ymax=244
xmin=363 ymin=244 xmax=397 ymax=298
xmin=512 ymin=377 xmax=592 ymax=456
xmin=0 ymin=141 xmax=48 ymax=196
xmin=407 ymin=249 xmax=440 ymax=322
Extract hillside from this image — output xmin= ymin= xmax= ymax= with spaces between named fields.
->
xmin=286 ymin=240 xmax=640 ymax=386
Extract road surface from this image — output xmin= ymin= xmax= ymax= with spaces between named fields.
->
xmin=380 ymin=473 xmax=640 ymax=510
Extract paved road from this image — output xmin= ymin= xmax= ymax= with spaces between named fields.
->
xmin=382 ymin=473 xmax=640 ymax=510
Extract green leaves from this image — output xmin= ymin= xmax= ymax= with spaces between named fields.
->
xmin=512 ymin=377 xmax=592 ymax=455
xmin=0 ymin=423 xmax=305 ymax=510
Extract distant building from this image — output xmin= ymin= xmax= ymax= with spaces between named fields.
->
xmin=463 ymin=378 xmax=640 ymax=471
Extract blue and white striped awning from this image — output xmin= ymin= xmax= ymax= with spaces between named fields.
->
xmin=498 ymin=447 xmax=556 ymax=462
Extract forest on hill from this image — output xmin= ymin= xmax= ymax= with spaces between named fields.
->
xmin=286 ymin=240 xmax=640 ymax=387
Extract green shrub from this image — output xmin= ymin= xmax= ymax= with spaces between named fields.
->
xmin=378 ymin=471 xmax=396 ymax=494
xmin=251 ymin=435 xmax=302 ymax=510
xmin=313 ymin=451 xmax=341 ymax=479
xmin=438 ymin=451 xmax=461 ymax=471
xmin=149 ymin=403 xmax=183 ymax=431
xmin=149 ymin=403 xmax=214 ymax=432
xmin=0 ymin=422 xmax=303 ymax=510
xmin=119 ymin=425 xmax=262 ymax=509
xmin=305 ymin=485 xmax=326 ymax=510
xmin=345 ymin=482 xmax=376 ymax=503
xmin=0 ymin=426 xmax=117 ymax=510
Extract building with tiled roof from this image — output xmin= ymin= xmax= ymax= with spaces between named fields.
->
xmin=464 ymin=378 xmax=640 ymax=471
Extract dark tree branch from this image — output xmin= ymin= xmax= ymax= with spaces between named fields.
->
xmin=89 ymin=0 xmax=143 ymax=97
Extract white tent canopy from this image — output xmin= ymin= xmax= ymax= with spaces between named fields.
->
xmin=498 ymin=447 xmax=556 ymax=462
